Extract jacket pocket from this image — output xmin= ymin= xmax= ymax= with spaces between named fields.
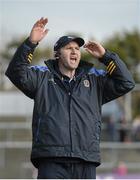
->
xmin=34 ymin=114 xmax=70 ymax=146
xmin=95 ymin=122 xmax=101 ymax=140
xmin=35 ymin=117 xmax=41 ymax=143
xmin=91 ymin=117 xmax=101 ymax=141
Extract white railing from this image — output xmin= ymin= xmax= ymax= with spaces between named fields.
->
xmin=0 ymin=122 xmax=31 ymax=129
xmin=0 ymin=141 xmax=140 ymax=148
xmin=0 ymin=141 xmax=31 ymax=148
xmin=100 ymin=142 xmax=140 ymax=148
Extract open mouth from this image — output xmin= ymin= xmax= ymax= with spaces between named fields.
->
xmin=70 ymin=57 xmax=77 ymax=63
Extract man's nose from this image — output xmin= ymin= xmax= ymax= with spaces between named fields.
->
xmin=71 ymin=48 xmax=76 ymax=53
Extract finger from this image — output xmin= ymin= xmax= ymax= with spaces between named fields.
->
xmin=38 ymin=17 xmax=43 ymax=20
xmin=33 ymin=19 xmax=42 ymax=28
xmin=84 ymin=43 xmax=94 ymax=49
xmin=39 ymin=17 xmax=44 ymax=23
xmin=39 ymin=17 xmax=48 ymax=25
xmin=36 ymin=18 xmax=48 ymax=29
xmin=89 ymin=41 xmax=101 ymax=48
xmin=84 ymin=41 xmax=94 ymax=47
xmin=86 ymin=41 xmax=99 ymax=46
xmin=36 ymin=17 xmax=44 ymax=24
xmin=42 ymin=18 xmax=48 ymax=25
xmin=44 ymin=28 xmax=49 ymax=35
xmin=83 ymin=43 xmax=90 ymax=48
xmin=85 ymin=42 xmax=99 ymax=50
xmin=35 ymin=17 xmax=44 ymax=27
xmin=33 ymin=17 xmax=48 ymax=28
xmin=84 ymin=48 xmax=94 ymax=55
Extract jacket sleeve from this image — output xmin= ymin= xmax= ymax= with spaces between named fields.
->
xmin=99 ymin=50 xmax=135 ymax=105
xmin=5 ymin=38 xmax=40 ymax=99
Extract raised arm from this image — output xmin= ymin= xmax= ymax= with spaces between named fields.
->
xmin=5 ymin=18 xmax=49 ymax=99
xmin=84 ymin=41 xmax=135 ymax=104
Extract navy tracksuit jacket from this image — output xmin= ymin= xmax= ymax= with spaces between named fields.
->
xmin=5 ymin=38 xmax=135 ymax=168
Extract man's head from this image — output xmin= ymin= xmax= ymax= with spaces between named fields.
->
xmin=54 ymin=36 xmax=85 ymax=71
xmin=54 ymin=36 xmax=85 ymax=52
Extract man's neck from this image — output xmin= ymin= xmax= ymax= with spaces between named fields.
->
xmin=59 ymin=66 xmax=75 ymax=79
xmin=58 ymin=64 xmax=75 ymax=79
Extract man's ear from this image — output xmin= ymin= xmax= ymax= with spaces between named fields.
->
xmin=55 ymin=51 xmax=61 ymax=60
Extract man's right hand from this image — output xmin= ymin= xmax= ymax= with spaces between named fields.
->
xmin=29 ymin=17 xmax=49 ymax=44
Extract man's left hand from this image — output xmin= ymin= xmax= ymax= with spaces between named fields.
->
xmin=84 ymin=41 xmax=105 ymax=59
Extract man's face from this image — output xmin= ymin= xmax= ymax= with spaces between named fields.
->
xmin=58 ymin=41 xmax=81 ymax=71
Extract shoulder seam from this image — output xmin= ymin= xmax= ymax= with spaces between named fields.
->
xmin=29 ymin=65 xmax=50 ymax=72
xmin=88 ymin=67 xmax=106 ymax=76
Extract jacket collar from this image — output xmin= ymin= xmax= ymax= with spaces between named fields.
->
xmin=44 ymin=59 xmax=94 ymax=78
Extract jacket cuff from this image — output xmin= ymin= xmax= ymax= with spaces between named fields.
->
xmin=24 ymin=37 xmax=39 ymax=49
xmin=99 ymin=50 xmax=115 ymax=66
xmin=99 ymin=50 xmax=118 ymax=75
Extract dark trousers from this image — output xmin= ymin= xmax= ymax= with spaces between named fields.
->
xmin=37 ymin=160 xmax=96 ymax=179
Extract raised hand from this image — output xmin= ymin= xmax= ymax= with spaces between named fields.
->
xmin=84 ymin=41 xmax=105 ymax=59
xmin=29 ymin=17 xmax=49 ymax=44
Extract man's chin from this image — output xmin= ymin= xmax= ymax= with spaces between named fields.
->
xmin=68 ymin=63 xmax=79 ymax=70
xmin=68 ymin=65 xmax=78 ymax=71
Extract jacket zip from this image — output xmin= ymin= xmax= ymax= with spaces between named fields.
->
xmin=53 ymin=72 xmax=74 ymax=154
xmin=46 ymin=64 xmax=84 ymax=154
xmin=68 ymin=92 xmax=73 ymax=155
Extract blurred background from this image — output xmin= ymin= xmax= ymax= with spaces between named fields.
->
xmin=0 ymin=0 xmax=140 ymax=178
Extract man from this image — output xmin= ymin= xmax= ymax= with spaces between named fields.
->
xmin=6 ymin=17 xmax=135 ymax=179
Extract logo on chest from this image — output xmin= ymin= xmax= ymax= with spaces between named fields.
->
xmin=83 ymin=79 xmax=90 ymax=87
